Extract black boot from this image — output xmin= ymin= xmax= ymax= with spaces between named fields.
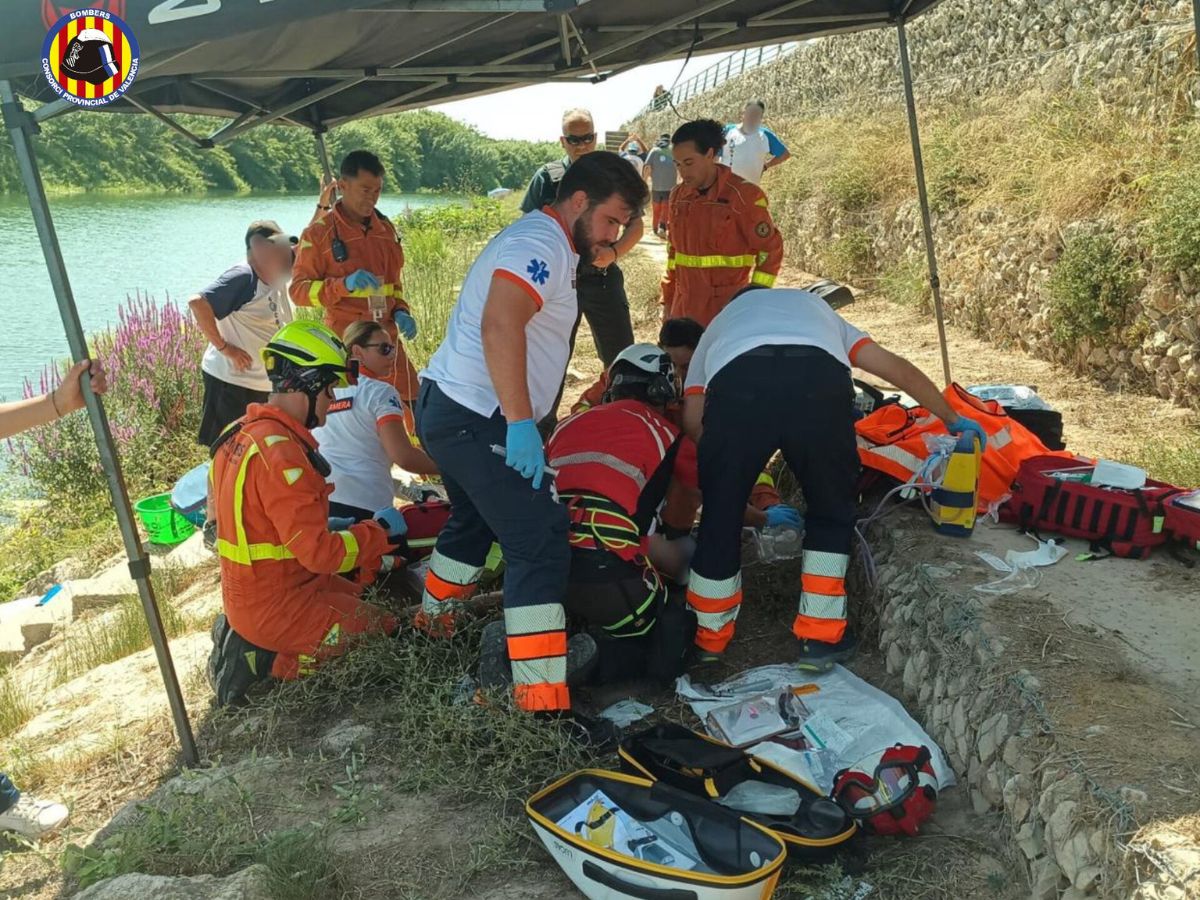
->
xmin=208 ymin=614 xmax=276 ymax=707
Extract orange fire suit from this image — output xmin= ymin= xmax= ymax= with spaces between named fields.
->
xmin=211 ymin=404 xmax=396 ymax=681
xmin=570 ymin=374 xmax=781 ymax=530
xmin=661 ymin=166 xmax=784 ymax=326
xmin=291 ymin=202 xmax=419 ymax=403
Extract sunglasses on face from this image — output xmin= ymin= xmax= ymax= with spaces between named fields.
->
xmin=563 ymin=133 xmax=596 ymax=146
xmin=362 ymin=341 xmax=395 ymax=357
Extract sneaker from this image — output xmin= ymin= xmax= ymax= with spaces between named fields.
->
xmin=796 ymin=631 xmax=859 ymax=672
xmin=0 ymin=794 xmax=69 ymax=840
xmin=476 ymin=623 xmax=598 ymax=689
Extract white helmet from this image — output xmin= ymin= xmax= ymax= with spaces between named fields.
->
xmin=607 ymin=343 xmax=678 ymax=406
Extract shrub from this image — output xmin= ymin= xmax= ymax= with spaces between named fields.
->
xmin=1046 ymin=232 xmax=1138 ymax=351
xmin=8 ymin=293 xmax=207 ymax=506
xmin=1147 ymin=167 xmax=1200 ymax=274
xmin=820 ymin=229 xmax=874 ymax=282
xmin=879 ymin=255 xmax=932 ymax=313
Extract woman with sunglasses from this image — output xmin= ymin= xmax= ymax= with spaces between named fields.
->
xmin=313 ymin=320 xmax=439 ymax=521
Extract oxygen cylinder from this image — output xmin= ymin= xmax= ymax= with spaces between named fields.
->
xmin=930 ymin=434 xmax=980 ymax=537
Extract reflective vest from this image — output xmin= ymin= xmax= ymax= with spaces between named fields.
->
xmin=855 ymin=384 xmax=1072 ymax=507
xmin=548 ymin=400 xmax=689 ymax=562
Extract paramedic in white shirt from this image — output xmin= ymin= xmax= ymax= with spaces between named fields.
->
xmin=680 ymin=286 xmax=985 ymax=672
xmin=313 ymin=320 xmax=438 ymax=522
xmin=414 ymin=151 xmax=648 ymax=718
xmin=722 ymin=100 xmax=790 ymax=186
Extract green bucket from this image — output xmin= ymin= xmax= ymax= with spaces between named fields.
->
xmin=134 ymin=493 xmax=196 ymax=545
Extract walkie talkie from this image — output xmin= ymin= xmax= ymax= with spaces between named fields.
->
xmin=331 ymin=222 xmax=348 ymax=263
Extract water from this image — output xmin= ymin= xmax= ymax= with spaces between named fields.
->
xmin=0 ymin=191 xmax=461 ymax=401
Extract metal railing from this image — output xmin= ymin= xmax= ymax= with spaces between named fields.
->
xmin=638 ymin=43 xmax=798 ymax=117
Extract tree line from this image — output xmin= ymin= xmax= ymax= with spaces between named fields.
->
xmin=0 ymin=108 xmax=558 ymax=195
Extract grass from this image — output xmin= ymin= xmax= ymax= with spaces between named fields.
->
xmin=1046 ymin=230 xmax=1139 ymax=351
xmin=878 ymin=254 xmax=932 ymax=314
xmin=820 ymin=229 xmax=874 ymax=283
xmin=0 ymin=668 xmax=33 ymax=739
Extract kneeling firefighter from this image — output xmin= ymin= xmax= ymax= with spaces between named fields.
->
xmin=207 ymin=320 xmax=408 ymax=706
xmin=478 ymin=344 xmax=701 ymax=687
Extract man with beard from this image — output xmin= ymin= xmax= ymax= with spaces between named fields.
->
xmin=416 ymin=152 xmax=648 ymax=722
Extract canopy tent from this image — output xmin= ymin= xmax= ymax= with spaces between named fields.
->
xmin=0 ymin=0 xmax=957 ymax=765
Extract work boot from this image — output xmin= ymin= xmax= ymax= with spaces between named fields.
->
xmin=208 ymin=614 xmax=276 ymax=707
xmin=476 ymin=622 xmax=598 ymax=689
xmin=796 ymin=630 xmax=859 ymax=673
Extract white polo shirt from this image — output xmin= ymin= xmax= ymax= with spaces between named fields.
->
xmin=420 ymin=207 xmax=579 ymax=421
xmin=721 ymin=124 xmax=788 ymax=185
xmin=198 ymin=263 xmax=293 ymax=391
xmin=683 ymin=288 xmax=873 ymax=395
xmin=312 ymin=375 xmax=408 ymax=513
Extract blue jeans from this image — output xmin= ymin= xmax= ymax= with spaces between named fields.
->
xmin=0 ymin=773 xmax=19 ymax=813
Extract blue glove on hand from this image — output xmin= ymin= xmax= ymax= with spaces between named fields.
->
xmin=327 ymin=516 xmax=356 ymax=531
xmin=344 ymin=269 xmax=381 ymax=292
xmin=947 ymin=416 xmax=988 ymax=451
xmin=505 ymin=418 xmax=546 ymax=490
xmin=764 ymin=504 xmax=804 ymax=529
xmin=373 ymin=506 xmax=408 ymax=539
xmin=393 ymin=309 xmax=418 ymax=340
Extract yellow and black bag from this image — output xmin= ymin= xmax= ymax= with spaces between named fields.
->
xmin=526 ymin=769 xmax=787 ymax=900
xmin=619 ymin=724 xmax=857 ymax=864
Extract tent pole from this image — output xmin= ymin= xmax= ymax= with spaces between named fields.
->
xmin=896 ymin=19 xmax=952 ymax=386
xmin=313 ymin=128 xmax=334 ymax=181
xmin=1193 ymin=0 xmax=1200 ymax=73
xmin=0 ymin=82 xmax=199 ymax=768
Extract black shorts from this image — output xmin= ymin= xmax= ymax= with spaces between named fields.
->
xmin=198 ymin=371 xmax=268 ymax=449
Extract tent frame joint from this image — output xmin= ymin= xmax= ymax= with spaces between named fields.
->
xmin=0 ymin=99 xmax=35 ymax=136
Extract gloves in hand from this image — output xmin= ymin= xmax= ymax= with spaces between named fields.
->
xmin=504 ymin=418 xmax=546 ymax=489
xmin=344 ymin=269 xmax=381 ymax=292
xmin=947 ymin=416 xmax=988 ymax=451
xmin=373 ymin=506 xmax=408 ymax=539
xmin=327 ymin=516 xmax=356 ymax=531
xmin=393 ymin=309 xmax=418 ymax=340
xmin=764 ymin=504 xmax=804 ymax=529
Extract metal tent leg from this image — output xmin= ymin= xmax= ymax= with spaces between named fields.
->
xmin=1193 ymin=0 xmax=1200 ymax=73
xmin=897 ymin=19 xmax=952 ymax=386
xmin=313 ymin=128 xmax=334 ymax=182
xmin=0 ymin=82 xmax=199 ymax=768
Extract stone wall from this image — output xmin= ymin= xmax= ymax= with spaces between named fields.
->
xmin=628 ymin=0 xmax=1200 ymax=410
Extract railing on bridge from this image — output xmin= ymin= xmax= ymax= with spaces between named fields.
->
xmin=638 ymin=43 xmax=798 ymax=118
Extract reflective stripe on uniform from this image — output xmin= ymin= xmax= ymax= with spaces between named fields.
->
xmin=336 ymin=530 xmax=359 ymax=574
xmin=673 ymin=252 xmax=756 ymax=269
xmin=421 ymin=548 xmax=483 ymax=615
xmin=504 ymin=600 xmax=568 ymax=710
xmin=803 ymin=549 xmax=849 ymax=579
xmin=504 ymin=601 xmax=565 ymax=636
xmin=511 ymin=656 xmax=567 ymax=687
xmin=343 ymin=282 xmax=403 ymax=299
xmin=750 ymin=270 xmax=777 ymax=287
xmin=755 ymin=472 xmax=775 ymax=487
xmin=548 ymin=451 xmax=648 ymax=490
xmin=991 ymin=426 xmax=1012 ymax=450
xmin=308 ymin=280 xmax=325 ymax=307
xmin=799 ymin=591 xmax=847 ymax=621
xmin=861 ymin=444 xmax=925 ymax=477
xmin=754 ymin=197 xmax=769 ymax=208
xmin=686 ymin=570 xmax=742 ymax=636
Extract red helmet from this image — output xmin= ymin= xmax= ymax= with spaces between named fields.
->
xmin=832 ymin=744 xmax=938 ymax=837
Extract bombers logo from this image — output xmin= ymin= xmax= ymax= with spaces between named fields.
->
xmin=41 ymin=6 xmax=140 ymax=108
xmin=42 ymin=1 xmax=126 ymax=30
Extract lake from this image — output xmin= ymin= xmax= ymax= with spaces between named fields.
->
xmin=0 ymin=191 xmax=461 ymax=401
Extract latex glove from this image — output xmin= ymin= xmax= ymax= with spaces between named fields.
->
xmin=947 ymin=416 xmax=988 ymax=451
xmin=327 ymin=516 xmax=356 ymax=531
xmin=505 ymin=418 xmax=545 ymax=490
xmin=393 ymin=309 xmax=418 ymax=340
xmin=373 ymin=506 xmax=408 ymax=539
xmin=344 ymin=269 xmax=381 ymax=292
xmin=764 ymin=505 xmax=803 ymax=529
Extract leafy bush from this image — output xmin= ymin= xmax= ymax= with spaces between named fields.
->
xmin=1147 ymin=167 xmax=1200 ymax=274
xmin=826 ymin=163 xmax=880 ymax=212
xmin=8 ymin=293 xmax=207 ymax=505
xmin=1046 ymin=232 xmax=1138 ymax=351
xmin=820 ymin=229 xmax=874 ymax=282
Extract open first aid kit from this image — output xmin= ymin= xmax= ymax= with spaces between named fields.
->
xmin=618 ymin=724 xmax=856 ymax=865
xmin=397 ymin=499 xmax=451 ymax=561
xmin=527 ymin=769 xmax=786 ymax=900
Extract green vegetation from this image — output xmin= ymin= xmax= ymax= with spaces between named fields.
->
xmin=879 ymin=254 xmax=932 ymax=313
xmin=0 ymin=108 xmax=557 ymax=195
xmin=820 ymin=228 xmax=873 ymax=282
xmin=0 ymin=668 xmax=32 ymax=739
xmin=1147 ymin=165 xmax=1200 ymax=274
xmin=1046 ymin=232 xmax=1138 ymax=351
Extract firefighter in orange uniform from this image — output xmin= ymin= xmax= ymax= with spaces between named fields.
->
xmin=291 ymin=150 xmax=420 ymax=417
xmin=660 ymin=119 xmax=784 ymax=327
xmin=206 ymin=321 xmax=406 ymax=706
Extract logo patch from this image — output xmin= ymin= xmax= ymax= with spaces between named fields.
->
xmin=41 ymin=7 xmax=139 ymax=108
xmin=327 ymin=398 xmax=354 ymax=414
xmin=755 ymin=221 xmax=772 ymax=238
xmin=527 ymin=258 xmax=550 ymax=286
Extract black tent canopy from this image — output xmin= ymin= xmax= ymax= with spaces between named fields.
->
xmin=1 ymin=0 xmax=951 ymax=766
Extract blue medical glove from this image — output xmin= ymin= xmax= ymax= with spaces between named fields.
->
xmin=505 ymin=418 xmax=545 ymax=490
xmin=373 ymin=506 xmax=408 ymax=539
xmin=327 ymin=516 xmax=356 ymax=531
xmin=344 ymin=269 xmax=381 ymax=292
xmin=764 ymin=504 xmax=803 ymax=529
xmin=947 ymin=416 xmax=988 ymax=451
xmin=393 ymin=309 xmax=418 ymax=340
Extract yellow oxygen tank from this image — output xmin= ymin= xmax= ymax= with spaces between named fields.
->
xmin=930 ymin=434 xmax=981 ymax=537
xmin=580 ymin=801 xmax=619 ymax=849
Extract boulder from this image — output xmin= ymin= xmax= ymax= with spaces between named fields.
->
xmin=74 ymin=865 xmax=273 ymax=900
